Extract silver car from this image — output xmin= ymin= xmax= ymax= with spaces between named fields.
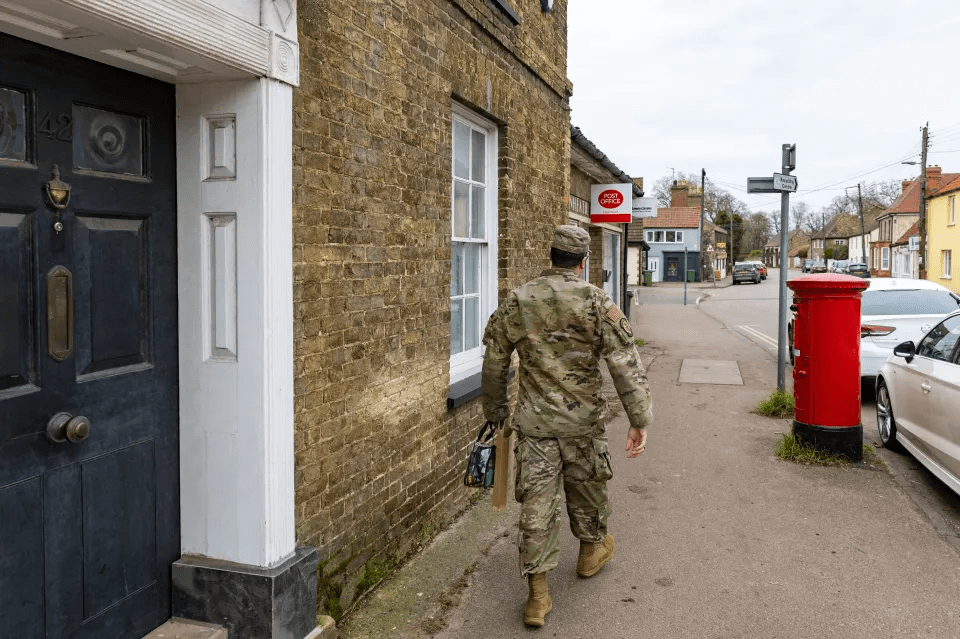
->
xmin=876 ymin=311 xmax=960 ymax=496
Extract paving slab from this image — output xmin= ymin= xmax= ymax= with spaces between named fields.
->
xmin=678 ymin=358 xmax=743 ymax=385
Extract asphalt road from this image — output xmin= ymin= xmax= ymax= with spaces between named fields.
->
xmin=697 ymin=270 xmax=960 ymax=550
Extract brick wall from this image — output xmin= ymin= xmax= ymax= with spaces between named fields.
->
xmin=293 ymin=0 xmax=571 ymax=617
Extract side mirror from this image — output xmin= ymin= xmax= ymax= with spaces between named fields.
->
xmin=893 ymin=341 xmax=916 ymax=362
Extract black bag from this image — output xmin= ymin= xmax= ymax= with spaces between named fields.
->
xmin=463 ymin=422 xmax=497 ymax=488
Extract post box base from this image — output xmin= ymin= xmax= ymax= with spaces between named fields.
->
xmin=793 ymin=421 xmax=863 ymax=463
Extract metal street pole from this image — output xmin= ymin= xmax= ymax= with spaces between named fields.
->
xmin=777 ymin=143 xmax=795 ymax=393
xmin=683 ymin=247 xmax=688 ymax=305
xmin=699 ymin=169 xmax=706 ymax=281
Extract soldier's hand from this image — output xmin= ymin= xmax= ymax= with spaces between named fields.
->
xmin=626 ymin=427 xmax=647 ymax=458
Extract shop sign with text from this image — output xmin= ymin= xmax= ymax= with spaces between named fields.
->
xmin=590 ymin=183 xmax=632 ymax=223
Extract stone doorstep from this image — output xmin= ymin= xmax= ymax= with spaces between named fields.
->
xmin=143 ymin=618 xmax=226 ymax=639
xmin=142 ymin=616 xmax=337 ymax=639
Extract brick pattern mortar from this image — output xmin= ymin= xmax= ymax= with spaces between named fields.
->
xmin=294 ymin=0 xmax=571 ymax=614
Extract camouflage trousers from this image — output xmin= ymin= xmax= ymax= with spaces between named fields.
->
xmin=514 ymin=429 xmax=613 ymax=576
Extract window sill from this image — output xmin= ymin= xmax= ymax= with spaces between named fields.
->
xmin=447 ymin=368 xmax=514 ymax=410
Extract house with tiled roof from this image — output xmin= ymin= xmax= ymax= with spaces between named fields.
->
xmin=873 ymin=167 xmax=959 ymax=277
xmin=925 ymin=170 xmax=960 ymax=292
xmin=637 ymin=180 xmax=703 ymax=282
xmin=702 ymin=220 xmax=729 ymax=278
xmin=891 ymin=222 xmax=919 ymax=279
xmin=839 ymin=210 xmax=882 ymax=268
xmin=764 ymin=228 xmax=809 ymax=268
xmin=808 ymin=212 xmax=863 ymax=266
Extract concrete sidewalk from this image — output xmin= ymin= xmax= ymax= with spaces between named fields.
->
xmin=338 ymin=292 xmax=960 ymax=638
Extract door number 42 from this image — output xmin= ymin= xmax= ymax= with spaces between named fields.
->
xmin=38 ymin=112 xmax=73 ymax=142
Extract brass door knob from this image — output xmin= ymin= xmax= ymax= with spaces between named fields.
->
xmin=46 ymin=412 xmax=91 ymax=444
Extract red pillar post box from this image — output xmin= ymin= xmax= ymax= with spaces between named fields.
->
xmin=787 ymin=274 xmax=869 ymax=461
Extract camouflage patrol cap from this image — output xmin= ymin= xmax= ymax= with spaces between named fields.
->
xmin=551 ymin=225 xmax=591 ymax=256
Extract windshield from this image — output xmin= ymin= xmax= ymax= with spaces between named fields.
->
xmin=734 ymin=265 xmax=753 ymax=272
xmin=861 ymin=289 xmax=960 ymax=316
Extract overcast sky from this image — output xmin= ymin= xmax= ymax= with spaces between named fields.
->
xmin=567 ymin=0 xmax=960 ymax=218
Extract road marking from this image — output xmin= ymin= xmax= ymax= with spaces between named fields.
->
xmin=735 ymin=325 xmax=778 ymax=348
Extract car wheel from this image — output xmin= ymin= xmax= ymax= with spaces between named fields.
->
xmin=876 ymin=379 xmax=900 ymax=449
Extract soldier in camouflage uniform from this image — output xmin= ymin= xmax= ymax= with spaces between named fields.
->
xmin=481 ymin=225 xmax=653 ymax=627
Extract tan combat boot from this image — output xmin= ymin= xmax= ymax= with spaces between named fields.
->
xmin=577 ymin=534 xmax=616 ymax=577
xmin=523 ymin=572 xmax=552 ymax=627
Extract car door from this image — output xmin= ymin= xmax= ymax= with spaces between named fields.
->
xmin=895 ymin=315 xmax=960 ymax=471
xmin=0 ymin=35 xmax=179 ymax=639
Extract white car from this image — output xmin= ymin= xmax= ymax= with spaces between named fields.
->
xmin=875 ymin=311 xmax=960 ymax=496
xmin=860 ymin=278 xmax=960 ymax=378
xmin=788 ymin=278 xmax=960 ymax=376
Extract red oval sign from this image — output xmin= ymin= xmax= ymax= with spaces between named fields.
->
xmin=597 ymin=189 xmax=624 ymax=209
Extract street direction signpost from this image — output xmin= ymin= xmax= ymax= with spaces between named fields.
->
xmin=747 ymin=144 xmax=796 ymax=392
xmin=773 ymin=173 xmax=797 ymax=192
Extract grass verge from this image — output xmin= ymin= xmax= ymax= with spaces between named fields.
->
xmin=775 ymin=433 xmax=851 ymax=465
xmin=756 ymin=389 xmax=795 ymax=418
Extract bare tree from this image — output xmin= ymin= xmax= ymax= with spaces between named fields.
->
xmin=743 ymin=212 xmax=772 ymax=254
xmin=791 ymin=201 xmax=812 ymax=232
xmin=651 ymin=171 xmax=702 ymax=208
xmin=766 ymin=210 xmax=781 ymax=235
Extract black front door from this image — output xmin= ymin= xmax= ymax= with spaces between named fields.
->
xmin=0 ymin=34 xmax=179 ymax=639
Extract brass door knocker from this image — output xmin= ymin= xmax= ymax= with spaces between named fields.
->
xmin=45 ymin=164 xmax=71 ymax=233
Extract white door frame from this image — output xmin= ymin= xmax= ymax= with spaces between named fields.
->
xmin=0 ymin=0 xmax=300 ymax=570
xmin=648 ymin=257 xmax=661 ymax=283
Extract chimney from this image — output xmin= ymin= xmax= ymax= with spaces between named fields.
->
xmin=927 ymin=165 xmax=943 ymax=191
xmin=687 ymin=184 xmax=703 ymax=209
xmin=901 ymin=179 xmax=913 ymax=193
xmin=632 ymin=177 xmax=644 ymax=195
xmin=670 ymin=180 xmax=688 ymax=207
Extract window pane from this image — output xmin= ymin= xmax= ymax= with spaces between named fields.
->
xmin=655 ymin=231 xmax=663 ymax=242
xmin=464 ymin=242 xmax=480 ymax=295
xmin=0 ymin=87 xmax=27 ymax=162
xmin=861 ymin=290 xmax=960 ymax=315
xmin=73 ymin=105 xmax=144 ymax=175
xmin=453 ymin=180 xmax=469 ymax=237
xmin=464 ymin=296 xmax=479 ymax=350
xmin=451 ymin=242 xmax=463 ymax=296
xmin=454 ymin=121 xmax=470 ymax=179
xmin=471 ymin=185 xmax=485 ymax=239
xmin=450 ymin=299 xmax=463 ymax=355
xmin=666 ymin=231 xmax=675 ymax=242
xmin=471 ymin=129 xmax=485 ymax=182
xmin=677 ymin=231 xmax=683 ymax=243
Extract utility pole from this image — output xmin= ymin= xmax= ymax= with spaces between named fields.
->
xmin=857 ymin=184 xmax=866 ymax=265
xmin=919 ymin=124 xmax=929 ymax=280
xmin=821 ymin=211 xmax=826 ymax=261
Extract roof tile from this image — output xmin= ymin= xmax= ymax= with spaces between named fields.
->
xmin=641 ymin=207 xmax=701 ymax=229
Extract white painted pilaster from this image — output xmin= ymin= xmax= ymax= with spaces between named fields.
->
xmin=177 ymin=78 xmax=295 ymax=568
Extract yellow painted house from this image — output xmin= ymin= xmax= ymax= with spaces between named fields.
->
xmin=926 ymin=171 xmax=960 ymax=294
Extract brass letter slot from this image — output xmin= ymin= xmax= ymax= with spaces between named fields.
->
xmin=47 ymin=265 xmax=74 ymax=362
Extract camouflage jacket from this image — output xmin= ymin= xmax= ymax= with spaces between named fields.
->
xmin=481 ymin=268 xmax=653 ymax=437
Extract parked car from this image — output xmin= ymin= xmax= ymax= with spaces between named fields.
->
xmin=830 ymin=260 xmax=849 ymax=273
xmin=809 ymin=260 xmax=827 ymax=273
xmin=788 ymin=278 xmax=960 ymax=374
xmin=802 ymin=259 xmax=814 ymax=273
xmin=859 ymin=278 xmax=960 ymax=378
xmin=845 ymin=263 xmax=870 ymax=278
xmin=875 ymin=311 xmax=960 ymax=496
xmin=732 ymin=262 xmax=761 ymax=285
xmin=747 ymin=260 xmax=768 ymax=279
